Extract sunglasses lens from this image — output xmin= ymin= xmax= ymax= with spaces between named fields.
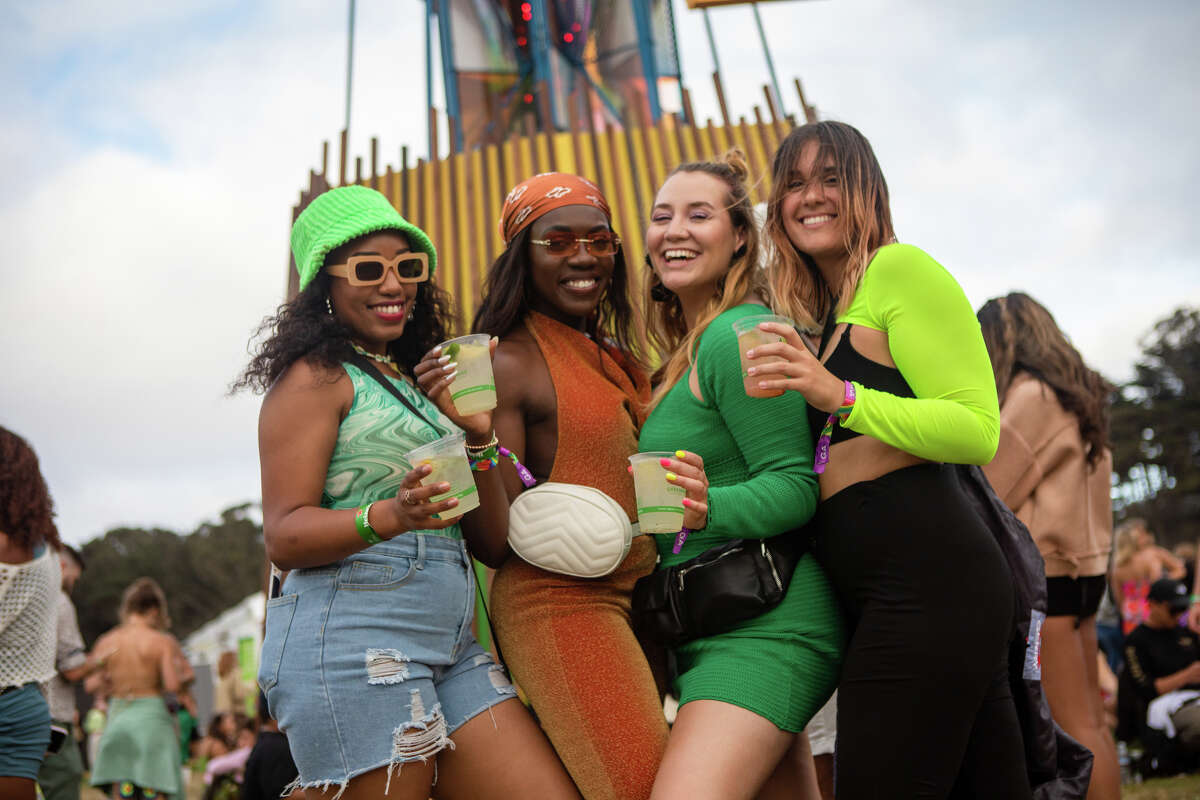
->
xmin=588 ymin=233 xmax=617 ymax=256
xmin=397 ymin=256 xmax=425 ymax=279
xmin=353 ymin=260 xmax=385 ymax=283
xmin=543 ymin=232 xmax=578 ymax=255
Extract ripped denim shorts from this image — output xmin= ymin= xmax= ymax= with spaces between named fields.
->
xmin=259 ymin=533 xmax=516 ymax=794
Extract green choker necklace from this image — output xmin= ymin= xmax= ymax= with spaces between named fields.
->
xmin=351 ymin=343 xmax=398 ymax=371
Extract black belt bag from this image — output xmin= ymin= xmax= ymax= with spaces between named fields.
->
xmin=631 ymin=530 xmax=809 ymax=647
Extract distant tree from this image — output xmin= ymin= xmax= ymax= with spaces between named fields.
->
xmin=1111 ymin=307 xmax=1200 ymax=547
xmin=75 ymin=503 xmax=265 ymax=645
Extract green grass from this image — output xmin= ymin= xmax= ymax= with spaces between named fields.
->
xmin=1124 ymin=773 xmax=1200 ymax=799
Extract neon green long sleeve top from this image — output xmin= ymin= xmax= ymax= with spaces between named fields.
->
xmin=836 ymin=243 xmax=1000 ymax=465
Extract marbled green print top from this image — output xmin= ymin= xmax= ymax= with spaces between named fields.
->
xmin=323 ymin=362 xmax=463 ymax=539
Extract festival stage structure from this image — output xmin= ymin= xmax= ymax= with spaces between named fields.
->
xmin=289 ymin=0 xmax=817 ymax=326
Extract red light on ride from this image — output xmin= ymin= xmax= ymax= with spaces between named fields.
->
xmin=563 ymin=32 xmax=574 ymax=43
xmin=523 ymin=93 xmax=534 ymax=104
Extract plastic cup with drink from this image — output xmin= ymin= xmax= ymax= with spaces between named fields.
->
xmin=731 ymin=313 xmax=793 ymax=398
xmin=439 ymin=334 xmax=497 ymax=416
xmin=404 ymin=432 xmax=480 ymax=520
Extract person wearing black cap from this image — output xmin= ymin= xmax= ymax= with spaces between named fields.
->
xmin=1123 ymin=578 xmax=1200 ymax=752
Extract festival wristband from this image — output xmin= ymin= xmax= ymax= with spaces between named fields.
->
xmin=814 ymin=380 xmax=856 ymax=474
xmin=498 ymin=445 xmax=538 ymax=487
xmin=354 ymin=503 xmax=383 ymax=546
xmin=672 ymin=527 xmax=694 ymax=555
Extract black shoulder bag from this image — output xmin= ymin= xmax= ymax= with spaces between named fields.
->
xmin=631 ymin=529 xmax=809 ymax=647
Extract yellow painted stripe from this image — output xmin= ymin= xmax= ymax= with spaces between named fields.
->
xmin=453 ymin=152 xmax=472 ymax=324
xmin=485 ymin=144 xmax=504 ymax=263
xmin=552 ymin=131 xmax=576 ymax=175
xmin=468 ymin=147 xmax=487 ymax=320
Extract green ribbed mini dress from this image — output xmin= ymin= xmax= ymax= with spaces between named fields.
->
xmin=638 ymin=304 xmax=846 ymax=731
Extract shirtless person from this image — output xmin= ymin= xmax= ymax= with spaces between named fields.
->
xmin=88 ymin=578 xmax=184 ymax=800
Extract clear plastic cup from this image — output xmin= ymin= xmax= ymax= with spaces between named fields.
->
xmin=731 ymin=313 xmax=792 ymax=398
xmin=404 ymin=432 xmax=479 ymax=520
xmin=440 ymin=334 xmax=497 ymax=416
xmin=628 ymin=451 xmax=687 ymax=534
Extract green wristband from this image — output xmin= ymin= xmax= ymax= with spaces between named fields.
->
xmin=355 ymin=503 xmax=383 ymax=546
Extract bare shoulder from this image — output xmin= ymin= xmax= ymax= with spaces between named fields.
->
xmin=493 ymin=330 xmax=543 ymax=398
xmin=261 ymin=358 xmax=353 ymax=423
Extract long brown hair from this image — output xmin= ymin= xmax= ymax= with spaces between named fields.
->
xmin=766 ymin=121 xmax=896 ymax=331
xmin=0 ymin=426 xmax=61 ymax=551
xmin=977 ymin=292 xmax=1114 ymax=465
xmin=644 ymin=149 xmax=764 ymax=411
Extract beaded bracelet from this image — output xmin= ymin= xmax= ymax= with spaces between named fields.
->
xmin=814 ymin=380 xmax=856 ymax=475
xmin=465 ymin=433 xmax=499 ymax=455
xmin=354 ymin=502 xmax=383 ymax=546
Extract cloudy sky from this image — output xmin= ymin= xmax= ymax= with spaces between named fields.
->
xmin=2 ymin=0 xmax=1197 ymax=546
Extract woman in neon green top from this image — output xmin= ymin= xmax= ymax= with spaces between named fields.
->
xmin=748 ymin=121 xmax=1032 ymax=798
xmin=638 ymin=150 xmax=843 ymax=799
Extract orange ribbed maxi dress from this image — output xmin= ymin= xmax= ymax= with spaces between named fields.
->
xmin=489 ymin=311 xmax=668 ymax=800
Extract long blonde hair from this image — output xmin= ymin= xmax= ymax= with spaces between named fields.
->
xmin=766 ymin=121 xmax=895 ymax=331
xmin=1113 ymin=518 xmax=1148 ymax=568
xmin=644 ymin=150 xmax=764 ymax=411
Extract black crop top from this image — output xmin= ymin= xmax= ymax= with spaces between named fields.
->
xmin=806 ymin=324 xmax=915 ymax=445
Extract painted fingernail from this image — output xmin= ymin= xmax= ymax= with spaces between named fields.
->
xmin=627 ymin=465 xmax=634 ymax=474
xmin=747 ymin=367 xmax=757 ymax=376
xmin=446 ymin=498 xmax=459 ymax=506
xmin=659 ymin=458 xmax=671 ymax=467
xmin=746 ymin=349 xmax=755 ymax=358
xmin=431 ymin=346 xmax=442 ymax=356
xmin=445 ymin=370 xmax=458 ymax=381
xmin=443 ymin=362 xmax=458 ymax=371
xmin=440 ymin=482 xmax=451 ymax=491
xmin=438 ymin=355 xmax=451 ymax=364
xmin=682 ymin=498 xmax=692 ymax=507
xmin=675 ymin=450 xmax=686 ymax=459
xmin=665 ymin=472 xmax=677 ymax=481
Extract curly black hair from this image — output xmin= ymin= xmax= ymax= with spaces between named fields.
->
xmin=0 ymin=426 xmax=62 ymax=551
xmin=234 ymin=266 xmax=455 ymax=394
xmin=471 ymin=227 xmax=641 ymax=363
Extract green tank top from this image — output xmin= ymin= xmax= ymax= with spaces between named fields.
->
xmin=323 ymin=362 xmax=463 ymax=540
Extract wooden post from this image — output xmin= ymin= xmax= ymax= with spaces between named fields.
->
xmin=713 ymin=72 xmax=732 ymax=128
xmin=370 ymin=137 xmax=379 ymax=189
xmin=339 ymin=129 xmax=348 ymax=186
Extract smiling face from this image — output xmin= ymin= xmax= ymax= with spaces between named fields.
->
xmin=780 ymin=139 xmax=847 ymax=274
xmin=646 ymin=171 xmax=745 ymax=303
xmin=526 ymin=205 xmax=615 ymax=327
xmin=325 ymin=230 xmax=418 ymax=354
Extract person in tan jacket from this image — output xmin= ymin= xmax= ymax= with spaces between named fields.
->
xmin=979 ymin=292 xmax=1119 ymax=800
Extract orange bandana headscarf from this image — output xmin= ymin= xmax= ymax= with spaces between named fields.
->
xmin=499 ymin=173 xmax=613 ymax=245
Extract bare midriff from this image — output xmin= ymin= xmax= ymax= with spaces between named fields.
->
xmin=816 ymin=323 xmax=927 ymax=501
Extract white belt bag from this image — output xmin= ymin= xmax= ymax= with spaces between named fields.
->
xmin=507 ymin=483 xmax=635 ymax=578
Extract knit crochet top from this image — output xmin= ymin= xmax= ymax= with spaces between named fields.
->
xmin=639 ymin=304 xmax=820 ymax=567
xmin=525 ymin=311 xmax=650 ymax=522
xmin=0 ymin=545 xmax=61 ymax=688
xmin=323 ymin=362 xmax=463 ymax=540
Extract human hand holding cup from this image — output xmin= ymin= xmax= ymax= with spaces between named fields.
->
xmin=744 ymin=320 xmax=846 ymax=413
xmin=731 ymin=314 xmax=793 ymax=398
xmin=629 ymin=450 xmax=708 ymax=554
xmin=403 ymin=433 xmax=481 ymax=522
xmin=414 ymin=335 xmax=498 ymax=438
xmin=378 ymin=463 xmax=460 ymax=534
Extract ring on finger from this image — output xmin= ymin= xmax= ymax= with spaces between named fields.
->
xmin=402 ymin=489 xmax=420 ymax=506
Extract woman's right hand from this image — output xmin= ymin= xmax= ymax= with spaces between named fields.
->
xmin=377 ymin=463 xmax=461 ymax=536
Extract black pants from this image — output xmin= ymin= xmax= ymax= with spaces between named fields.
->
xmin=814 ymin=463 xmax=1031 ymax=799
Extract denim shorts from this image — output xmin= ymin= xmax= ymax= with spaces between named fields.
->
xmin=259 ymin=534 xmax=516 ymax=793
xmin=0 ymin=683 xmax=51 ymax=780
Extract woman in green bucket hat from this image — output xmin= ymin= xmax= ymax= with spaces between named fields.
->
xmin=236 ymin=186 xmax=578 ymax=800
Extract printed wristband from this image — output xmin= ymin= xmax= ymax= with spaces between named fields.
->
xmin=470 ymin=454 xmax=501 ymax=471
xmin=498 ymin=445 xmax=538 ymax=488
xmin=814 ymin=380 xmax=856 ymax=475
xmin=672 ymin=527 xmax=694 ymax=555
xmin=354 ymin=503 xmax=383 ymax=546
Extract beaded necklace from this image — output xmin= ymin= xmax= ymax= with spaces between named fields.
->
xmin=351 ymin=342 xmax=399 ymax=373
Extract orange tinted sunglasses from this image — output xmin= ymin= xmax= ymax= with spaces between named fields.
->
xmin=326 ymin=252 xmax=429 ymax=285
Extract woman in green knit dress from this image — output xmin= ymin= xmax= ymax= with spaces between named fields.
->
xmin=638 ymin=151 xmax=845 ymax=800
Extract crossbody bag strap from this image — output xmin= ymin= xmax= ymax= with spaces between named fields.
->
xmin=347 ymin=353 xmax=448 ymax=437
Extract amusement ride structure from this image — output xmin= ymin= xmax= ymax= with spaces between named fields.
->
xmin=289 ymin=0 xmax=819 ymax=322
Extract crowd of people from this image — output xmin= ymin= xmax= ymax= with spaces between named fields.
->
xmin=1 ymin=119 xmax=1194 ymax=799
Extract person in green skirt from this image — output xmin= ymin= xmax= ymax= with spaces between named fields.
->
xmin=88 ymin=578 xmax=183 ymax=800
xmin=637 ymin=150 xmax=845 ymax=800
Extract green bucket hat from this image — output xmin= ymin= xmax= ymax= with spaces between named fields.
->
xmin=291 ymin=185 xmax=438 ymax=292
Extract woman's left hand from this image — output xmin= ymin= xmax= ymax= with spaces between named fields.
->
xmin=747 ymin=322 xmax=846 ymax=413
xmin=662 ymin=450 xmax=709 ymax=531
xmin=413 ymin=337 xmax=499 ymax=438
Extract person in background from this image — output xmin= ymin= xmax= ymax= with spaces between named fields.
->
xmin=241 ymin=692 xmax=301 ymax=800
xmin=0 ymin=427 xmax=64 ymax=800
xmin=978 ymin=291 xmax=1119 ymax=800
xmin=1174 ymin=542 xmax=1196 ymax=596
xmin=88 ymin=577 xmax=183 ymax=799
xmin=196 ymin=711 xmax=241 ymax=761
xmin=1124 ymin=579 xmax=1200 ymax=756
xmin=1113 ymin=519 xmax=1185 ymax=635
xmin=37 ymin=546 xmax=95 ymax=800
xmin=212 ymin=650 xmax=247 ymax=716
